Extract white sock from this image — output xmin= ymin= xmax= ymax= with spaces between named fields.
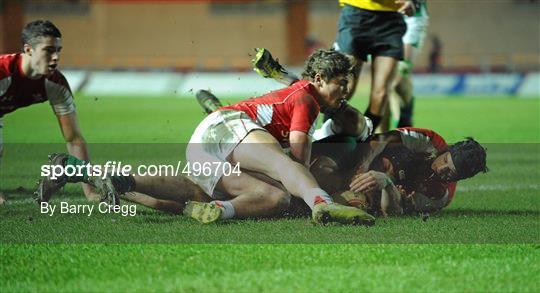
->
xmin=303 ymin=188 xmax=333 ymax=210
xmin=212 ymin=200 xmax=235 ymax=219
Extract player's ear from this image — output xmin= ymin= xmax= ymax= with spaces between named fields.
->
xmin=314 ymin=73 xmax=323 ymax=87
xmin=23 ymin=43 xmax=33 ymax=55
xmin=382 ymin=157 xmax=393 ymax=175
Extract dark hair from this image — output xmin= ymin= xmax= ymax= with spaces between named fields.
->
xmin=21 ymin=20 xmax=61 ymax=48
xmin=448 ymin=137 xmax=488 ymax=181
xmin=369 ymin=143 xmax=431 ymax=188
xmin=301 ymin=49 xmax=351 ymax=82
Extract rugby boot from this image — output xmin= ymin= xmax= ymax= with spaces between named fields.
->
xmin=183 ymin=201 xmax=222 ymax=224
xmin=252 ymin=48 xmax=292 ymax=83
xmin=91 ymin=175 xmax=121 ymax=206
xmin=196 ymin=90 xmax=223 ymax=114
xmin=312 ymin=202 xmax=375 ymax=226
xmin=34 ymin=153 xmax=69 ymax=203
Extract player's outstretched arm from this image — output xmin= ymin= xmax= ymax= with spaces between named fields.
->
xmin=56 ymin=111 xmax=99 ymax=201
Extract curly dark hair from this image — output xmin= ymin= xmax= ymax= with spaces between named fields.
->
xmin=368 ymin=143 xmax=432 ymax=189
xmin=448 ymin=137 xmax=488 ymax=181
xmin=21 ymin=20 xmax=61 ymax=48
xmin=301 ymin=49 xmax=351 ymax=82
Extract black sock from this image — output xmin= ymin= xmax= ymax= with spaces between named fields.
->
xmin=111 ymin=175 xmax=136 ymax=194
xmin=364 ymin=110 xmax=382 ymax=130
xmin=398 ymin=97 xmax=415 ymax=127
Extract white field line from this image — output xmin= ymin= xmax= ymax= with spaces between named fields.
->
xmin=457 ymin=183 xmax=540 ymax=192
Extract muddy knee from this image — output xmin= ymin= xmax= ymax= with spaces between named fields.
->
xmin=265 ymin=187 xmax=291 ymax=212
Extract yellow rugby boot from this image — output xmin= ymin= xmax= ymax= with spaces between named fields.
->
xmin=183 ymin=201 xmax=222 ymax=224
xmin=312 ymin=202 xmax=375 ymax=226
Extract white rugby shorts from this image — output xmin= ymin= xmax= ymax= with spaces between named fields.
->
xmin=186 ymin=110 xmax=265 ymax=197
xmin=403 ymin=15 xmax=429 ymax=49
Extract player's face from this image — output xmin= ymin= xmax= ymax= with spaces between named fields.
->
xmin=317 ymin=75 xmax=348 ymax=110
xmin=430 ymin=151 xmax=457 ymax=182
xmin=27 ymin=36 xmax=62 ymax=77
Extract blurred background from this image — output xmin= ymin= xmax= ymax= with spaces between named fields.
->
xmin=1 ymin=0 xmax=539 ymax=97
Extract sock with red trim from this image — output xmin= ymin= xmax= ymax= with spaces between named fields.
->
xmin=303 ymin=188 xmax=333 ymax=210
xmin=212 ymin=200 xmax=235 ymax=219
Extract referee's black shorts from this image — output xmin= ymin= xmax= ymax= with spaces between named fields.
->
xmin=334 ymin=5 xmax=406 ymax=62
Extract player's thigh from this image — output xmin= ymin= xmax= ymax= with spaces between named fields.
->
xmin=229 ymin=130 xmax=291 ymax=178
xmin=371 ymin=56 xmax=399 ymax=92
xmin=403 ymin=44 xmax=416 ymax=63
xmin=217 ymin=168 xmax=289 ymax=205
xmin=345 ymin=54 xmax=364 ymax=99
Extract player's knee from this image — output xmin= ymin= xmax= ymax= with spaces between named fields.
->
xmin=268 ymin=155 xmax=301 ymax=176
xmin=268 ymin=189 xmax=291 ymax=212
xmin=284 ymin=160 xmax=308 ymax=175
xmin=372 ymin=86 xmax=389 ymax=102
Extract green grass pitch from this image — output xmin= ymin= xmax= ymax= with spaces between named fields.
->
xmin=1 ymin=94 xmax=539 ymax=292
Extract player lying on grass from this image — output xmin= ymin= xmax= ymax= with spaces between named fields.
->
xmin=197 ymin=92 xmax=487 ymax=215
xmin=36 ymin=142 xmax=406 ymax=219
xmin=313 ymin=129 xmax=488 ymax=215
xmin=38 ymin=125 xmax=487 ymax=219
xmin=58 ymin=87 xmax=485 ymax=219
xmin=37 ymin=49 xmax=375 ymax=225
xmin=1 ymin=20 xmax=97 ymax=204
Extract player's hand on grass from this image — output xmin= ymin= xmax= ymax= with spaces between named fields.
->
xmin=396 ymin=0 xmax=416 ymax=16
xmin=349 ymin=171 xmax=391 ymax=194
xmin=82 ymin=184 xmax=101 ymax=202
xmin=396 ymin=185 xmax=415 ymax=198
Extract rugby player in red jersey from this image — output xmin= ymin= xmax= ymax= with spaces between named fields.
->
xmin=0 ymin=20 xmax=96 ymax=204
xmin=343 ymin=127 xmax=487 ymax=214
xmin=326 ymin=127 xmax=487 ymax=214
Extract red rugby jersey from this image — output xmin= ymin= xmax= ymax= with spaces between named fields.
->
xmin=220 ymin=80 xmax=320 ymax=147
xmin=397 ymin=127 xmax=458 ymax=204
xmin=0 ymin=53 xmax=75 ymax=117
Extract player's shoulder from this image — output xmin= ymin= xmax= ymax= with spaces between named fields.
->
xmin=0 ymin=53 xmax=20 ymax=78
xmin=46 ymin=69 xmax=70 ymax=87
xmin=398 ymin=127 xmax=441 ymax=139
xmin=287 ymin=80 xmax=318 ymax=104
xmin=398 ymin=127 xmax=448 ymax=150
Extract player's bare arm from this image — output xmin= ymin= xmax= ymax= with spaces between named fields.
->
xmin=331 ymin=104 xmax=373 ymax=138
xmin=56 ymin=112 xmax=99 ymax=201
xmin=380 ymin=184 xmax=404 ymax=216
xmin=396 ymin=0 xmax=417 ymax=16
xmin=289 ymin=130 xmax=312 ymax=167
xmin=349 ymin=170 xmax=403 ymax=216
